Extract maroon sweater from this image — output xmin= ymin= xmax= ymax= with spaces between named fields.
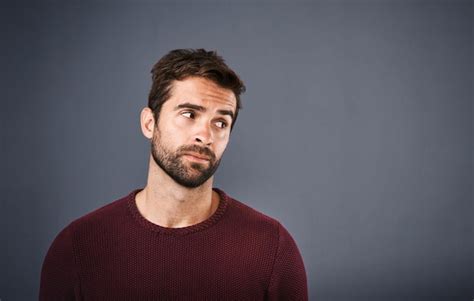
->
xmin=40 ymin=188 xmax=308 ymax=300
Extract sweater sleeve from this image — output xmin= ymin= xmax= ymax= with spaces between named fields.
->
xmin=266 ymin=222 xmax=308 ymax=300
xmin=39 ymin=224 xmax=80 ymax=300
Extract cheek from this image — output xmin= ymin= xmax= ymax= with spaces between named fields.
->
xmin=174 ymin=117 xmax=191 ymax=128
xmin=214 ymin=136 xmax=230 ymax=158
xmin=153 ymin=130 xmax=180 ymax=154
xmin=159 ymin=117 xmax=186 ymax=141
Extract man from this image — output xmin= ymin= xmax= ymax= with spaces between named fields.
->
xmin=40 ymin=49 xmax=308 ymax=300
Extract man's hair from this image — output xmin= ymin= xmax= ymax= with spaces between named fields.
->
xmin=148 ymin=49 xmax=246 ymax=130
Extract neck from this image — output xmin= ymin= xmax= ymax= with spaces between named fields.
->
xmin=135 ymin=154 xmax=220 ymax=228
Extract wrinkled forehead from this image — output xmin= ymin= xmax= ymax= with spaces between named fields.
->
xmin=168 ymin=77 xmax=237 ymax=110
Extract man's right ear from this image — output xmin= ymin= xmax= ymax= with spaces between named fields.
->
xmin=140 ymin=107 xmax=155 ymax=139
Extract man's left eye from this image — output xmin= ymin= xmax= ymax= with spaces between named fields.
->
xmin=215 ymin=121 xmax=227 ymax=129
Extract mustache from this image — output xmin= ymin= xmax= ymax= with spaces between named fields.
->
xmin=178 ymin=145 xmax=216 ymax=161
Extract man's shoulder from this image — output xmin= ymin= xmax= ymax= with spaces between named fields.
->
xmin=66 ymin=189 xmax=137 ymax=232
xmin=228 ymin=195 xmax=279 ymax=224
xmin=45 ymin=189 xmax=137 ymax=255
xmin=218 ymin=188 xmax=282 ymax=236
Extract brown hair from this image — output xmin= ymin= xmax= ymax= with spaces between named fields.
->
xmin=148 ymin=49 xmax=246 ymax=130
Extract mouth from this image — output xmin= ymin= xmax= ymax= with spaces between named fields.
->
xmin=182 ymin=152 xmax=211 ymax=163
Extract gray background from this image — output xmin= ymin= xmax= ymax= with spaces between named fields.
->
xmin=1 ymin=1 xmax=472 ymax=300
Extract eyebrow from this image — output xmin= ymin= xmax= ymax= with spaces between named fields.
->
xmin=175 ymin=102 xmax=234 ymax=121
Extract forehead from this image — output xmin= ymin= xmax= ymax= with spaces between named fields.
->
xmin=166 ymin=77 xmax=237 ymax=111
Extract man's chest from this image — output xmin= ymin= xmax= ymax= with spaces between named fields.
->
xmin=75 ymin=233 xmax=275 ymax=299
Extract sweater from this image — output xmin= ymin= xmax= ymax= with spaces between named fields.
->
xmin=40 ymin=188 xmax=308 ymax=300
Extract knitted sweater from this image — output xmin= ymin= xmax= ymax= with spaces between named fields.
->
xmin=40 ymin=188 xmax=308 ymax=300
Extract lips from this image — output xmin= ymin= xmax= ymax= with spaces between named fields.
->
xmin=182 ymin=152 xmax=211 ymax=161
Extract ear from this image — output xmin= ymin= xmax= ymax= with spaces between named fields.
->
xmin=140 ymin=107 xmax=155 ymax=139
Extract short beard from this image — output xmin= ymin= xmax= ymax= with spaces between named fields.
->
xmin=151 ymin=129 xmax=221 ymax=188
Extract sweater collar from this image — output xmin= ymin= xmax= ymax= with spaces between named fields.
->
xmin=127 ymin=187 xmax=230 ymax=236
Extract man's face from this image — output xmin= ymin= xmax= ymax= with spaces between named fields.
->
xmin=151 ymin=77 xmax=236 ymax=188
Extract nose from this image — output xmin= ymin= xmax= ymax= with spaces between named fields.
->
xmin=194 ymin=121 xmax=213 ymax=146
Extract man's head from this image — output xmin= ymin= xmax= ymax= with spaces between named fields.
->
xmin=141 ymin=49 xmax=245 ymax=188
xmin=148 ymin=49 xmax=245 ymax=130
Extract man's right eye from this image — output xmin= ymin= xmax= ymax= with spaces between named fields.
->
xmin=181 ymin=111 xmax=195 ymax=119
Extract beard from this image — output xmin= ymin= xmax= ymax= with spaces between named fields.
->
xmin=150 ymin=130 xmax=221 ymax=188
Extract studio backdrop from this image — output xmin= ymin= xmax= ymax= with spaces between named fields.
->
xmin=1 ymin=1 xmax=472 ymax=300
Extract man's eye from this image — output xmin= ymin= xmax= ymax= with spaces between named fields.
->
xmin=215 ymin=121 xmax=227 ymax=129
xmin=181 ymin=111 xmax=195 ymax=119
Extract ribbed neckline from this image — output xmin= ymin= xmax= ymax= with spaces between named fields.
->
xmin=127 ymin=187 xmax=229 ymax=236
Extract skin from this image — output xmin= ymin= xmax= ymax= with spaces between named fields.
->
xmin=135 ymin=77 xmax=237 ymax=228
